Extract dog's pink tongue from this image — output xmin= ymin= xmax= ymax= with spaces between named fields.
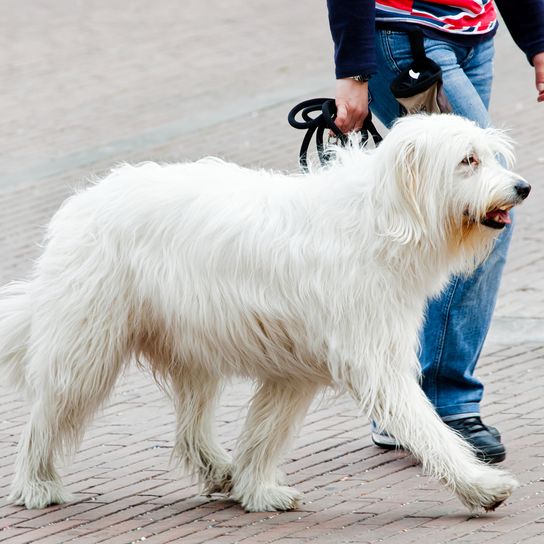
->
xmin=486 ymin=209 xmax=511 ymax=224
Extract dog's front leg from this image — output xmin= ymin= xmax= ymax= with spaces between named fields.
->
xmin=230 ymin=379 xmax=319 ymax=512
xmin=366 ymin=370 xmax=518 ymax=511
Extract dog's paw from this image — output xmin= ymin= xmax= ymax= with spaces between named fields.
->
xmin=234 ymin=484 xmax=302 ymax=512
xmin=457 ymin=468 xmax=518 ymax=512
xmin=9 ymin=479 xmax=72 ymax=509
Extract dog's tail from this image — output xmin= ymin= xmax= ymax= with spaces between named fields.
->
xmin=0 ymin=281 xmax=32 ymax=392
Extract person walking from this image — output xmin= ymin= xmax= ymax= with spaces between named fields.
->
xmin=326 ymin=0 xmax=544 ymax=463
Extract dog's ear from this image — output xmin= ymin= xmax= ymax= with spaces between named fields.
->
xmin=383 ymin=141 xmax=429 ymax=244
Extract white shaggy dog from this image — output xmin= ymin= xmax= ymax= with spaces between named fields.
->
xmin=0 ymin=114 xmax=530 ymax=514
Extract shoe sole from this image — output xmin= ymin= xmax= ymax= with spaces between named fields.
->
xmin=371 ymin=432 xmax=402 ymax=450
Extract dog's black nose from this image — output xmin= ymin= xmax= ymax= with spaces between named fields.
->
xmin=515 ymin=180 xmax=531 ymax=200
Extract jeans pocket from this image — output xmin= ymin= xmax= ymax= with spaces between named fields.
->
xmin=378 ymin=30 xmax=415 ymax=74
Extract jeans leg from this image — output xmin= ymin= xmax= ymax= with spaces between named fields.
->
xmin=420 ymin=37 xmax=511 ymax=417
xmin=369 ymin=31 xmax=512 ymax=418
xmin=420 ymin=221 xmax=513 ymax=418
xmin=460 ymin=39 xmax=495 ymax=111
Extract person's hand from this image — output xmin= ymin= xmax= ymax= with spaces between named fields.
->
xmin=533 ymin=52 xmax=544 ymax=103
xmin=334 ymin=78 xmax=369 ymax=134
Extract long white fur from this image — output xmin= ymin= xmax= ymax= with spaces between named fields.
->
xmin=0 ymin=114 xmax=524 ymax=512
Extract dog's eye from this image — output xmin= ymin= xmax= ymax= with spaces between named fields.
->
xmin=460 ymin=155 xmax=479 ymax=167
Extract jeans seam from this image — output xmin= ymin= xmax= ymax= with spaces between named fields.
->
xmin=380 ymin=31 xmax=403 ymax=74
xmin=428 ymin=276 xmax=460 ymax=408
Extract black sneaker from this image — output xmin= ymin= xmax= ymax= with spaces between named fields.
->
xmin=371 ymin=417 xmax=505 ymax=463
xmin=485 ymin=424 xmax=501 ymax=442
xmin=447 ymin=416 xmax=505 ymax=464
xmin=370 ymin=422 xmax=399 ymax=450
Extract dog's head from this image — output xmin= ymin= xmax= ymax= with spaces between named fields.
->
xmin=376 ymin=113 xmax=530 ymax=267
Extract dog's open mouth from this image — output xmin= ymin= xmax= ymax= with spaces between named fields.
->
xmin=481 ymin=206 xmax=512 ymax=229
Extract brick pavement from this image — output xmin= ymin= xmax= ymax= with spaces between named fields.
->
xmin=1 ymin=1 xmax=543 ymax=543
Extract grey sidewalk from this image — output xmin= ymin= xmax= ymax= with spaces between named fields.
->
xmin=1 ymin=2 xmax=543 ymax=543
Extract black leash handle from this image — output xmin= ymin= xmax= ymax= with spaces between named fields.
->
xmin=288 ymin=98 xmax=382 ymax=172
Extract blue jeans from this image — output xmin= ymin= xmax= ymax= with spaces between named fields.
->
xmin=369 ymin=30 xmax=513 ymax=419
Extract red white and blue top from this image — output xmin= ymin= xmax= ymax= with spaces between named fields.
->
xmin=327 ymin=0 xmax=544 ymax=78
xmin=375 ymin=0 xmax=497 ymax=35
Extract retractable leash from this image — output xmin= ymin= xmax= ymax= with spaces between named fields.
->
xmin=287 ymin=98 xmax=383 ymax=173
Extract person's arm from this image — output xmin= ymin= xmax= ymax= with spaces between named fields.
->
xmin=495 ymin=0 xmax=544 ymax=102
xmin=327 ymin=0 xmax=376 ymax=132
xmin=533 ymin=53 xmax=544 ymax=103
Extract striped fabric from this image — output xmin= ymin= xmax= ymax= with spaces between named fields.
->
xmin=376 ymin=0 xmax=498 ymax=35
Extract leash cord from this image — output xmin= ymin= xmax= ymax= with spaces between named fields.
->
xmin=287 ymin=98 xmax=382 ymax=172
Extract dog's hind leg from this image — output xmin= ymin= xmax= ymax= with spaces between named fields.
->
xmin=9 ymin=313 xmax=127 ymax=509
xmin=230 ymin=379 xmax=318 ymax=512
xmin=169 ymin=369 xmax=233 ymax=495
xmin=369 ymin=374 xmax=518 ymax=512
